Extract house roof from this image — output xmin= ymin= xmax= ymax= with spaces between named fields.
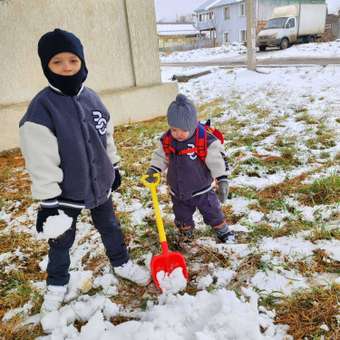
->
xmin=194 ymin=0 xmax=242 ymax=12
xmin=194 ymin=0 xmax=221 ymax=12
xmin=156 ymin=24 xmax=200 ymax=36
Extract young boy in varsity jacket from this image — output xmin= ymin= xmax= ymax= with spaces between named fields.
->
xmin=19 ymin=29 xmax=150 ymax=315
xmin=145 ymin=94 xmax=235 ymax=243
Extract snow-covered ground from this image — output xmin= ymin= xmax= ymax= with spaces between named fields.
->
xmin=161 ymin=42 xmax=247 ymax=63
xmin=161 ymin=40 xmax=340 ymax=63
xmin=1 ymin=45 xmax=339 ymax=339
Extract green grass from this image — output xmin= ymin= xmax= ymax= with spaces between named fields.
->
xmin=307 ymin=225 xmax=340 ymax=242
xmin=306 ymin=127 xmax=336 ymax=150
xmin=246 ymin=218 xmax=315 ymax=242
xmin=0 ymin=271 xmax=42 ymax=318
xmin=299 ymin=174 xmax=340 ymax=206
xmin=245 ymin=104 xmax=271 ymax=119
xmin=296 ymin=112 xmax=318 ymax=125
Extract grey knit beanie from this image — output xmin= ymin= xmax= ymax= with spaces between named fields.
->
xmin=167 ymin=94 xmax=197 ymax=136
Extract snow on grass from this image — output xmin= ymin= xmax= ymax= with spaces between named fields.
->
xmin=161 ymin=41 xmax=340 ymax=63
xmin=1 ymin=46 xmax=340 ymax=339
xmin=100 ymin=289 xmax=278 ymax=340
xmin=161 ymin=42 xmax=246 ymax=63
xmin=259 ymin=234 xmax=340 ymax=262
xmin=251 ymin=270 xmax=308 ymax=295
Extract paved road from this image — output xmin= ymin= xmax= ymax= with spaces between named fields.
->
xmin=161 ymin=57 xmax=340 ymax=68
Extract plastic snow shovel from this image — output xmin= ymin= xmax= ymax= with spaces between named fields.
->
xmin=141 ymin=173 xmax=188 ymax=289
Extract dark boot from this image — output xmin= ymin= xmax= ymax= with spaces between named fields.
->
xmin=177 ymin=224 xmax=195 ymax=242
xmin=214 ymin=224 xmax=235 ymax=243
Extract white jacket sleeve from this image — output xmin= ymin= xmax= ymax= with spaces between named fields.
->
xmin=106 ymin=117 xmax=120 ymax=165
xmin=150 ymin=140 xmax=168 ymax=171
xmin=19 ymin=122 xmax=63 ymax=200
xmin=205 ymin=140 xmax=228 ymax=179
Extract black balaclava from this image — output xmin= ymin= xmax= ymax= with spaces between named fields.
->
xmin=38 ymin=28 xmax=88 ymax=96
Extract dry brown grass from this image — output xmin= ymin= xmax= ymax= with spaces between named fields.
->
xmin=298 ymin=174 xmax=340 ymax=206
xmin=258 ymin=173 xmax=310 ymax=201
xmin=0 ymin=149 xmax=33 ymax=214
xmin=229 ymin=254 xmax=262 ymax=291
xmin=258 ymin=164 xmax=339 ymax=207
xmin=275 ymin=284 xmax=340 ymax=339
xmin=221 ymin=205 xmax=244 ymax=224
xmin=0 ymin=318 xmax=43 ymax=340
xmin=288 ymin=249 xmax=340 ymax=276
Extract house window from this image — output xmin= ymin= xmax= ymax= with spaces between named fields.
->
xmin=240 ymin=29 xmax=247 ymax=43
xmin=223 ymin=32 xmax=229 ymax=43
xmin=240 ymin=3 xmax=245 ymax=16
xmin=209 ymin=11 xmax=214 ymax=20
xmin=199 ymin=14 xmax=202 ymax=22
xmin=224 ymin=7 xmax=230 ymax=20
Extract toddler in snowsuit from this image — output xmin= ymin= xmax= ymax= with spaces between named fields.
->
xmin=19 ymin=29 xmax=150 ymax=314
xmin=145 ymin=94 xmax=234 ymax=243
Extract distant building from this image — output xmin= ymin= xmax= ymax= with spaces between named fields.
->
xmin=194 ymin=0 xmax=326 ymax=45
xmin=324 ymin=13 xmax=340 ymax=40
xmin=157 ymin=23 xmax=201 ymax=51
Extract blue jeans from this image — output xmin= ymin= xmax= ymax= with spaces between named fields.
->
xmin=46 ymin=197 xmax=128 ymax=285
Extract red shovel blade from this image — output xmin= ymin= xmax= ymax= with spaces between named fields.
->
xmin=151 ymin=251 xmax=188 ymax=289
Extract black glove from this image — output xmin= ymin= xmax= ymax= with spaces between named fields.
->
xmin=216 ymin=178 xmax=229 ymax=204
xmin=36 ymin=207 xmax=59 ymax=233
xmin=145 ymin=167 xmax=159 ymax=183
xmin=112 ymin=168 xmax=121 ymax=191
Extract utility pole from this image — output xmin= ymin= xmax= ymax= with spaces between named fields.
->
xmin=246 ymin=0 xmax=256 ymax=70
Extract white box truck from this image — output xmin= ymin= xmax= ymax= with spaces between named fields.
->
xmin=257 ymin=3 xmax=326 ymax=51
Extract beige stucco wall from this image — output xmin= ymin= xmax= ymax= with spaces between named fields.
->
xmin=0 ymin=0 xmax=177 ymax=151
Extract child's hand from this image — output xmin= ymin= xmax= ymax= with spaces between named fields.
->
xmin=145 ymin=168 xmax=158 ymax=183
xmin=216 ymin=179 xmax=229 ymax=204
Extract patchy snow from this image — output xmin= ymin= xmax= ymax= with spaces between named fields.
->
xmin=37 ymin=210 xmax=73 ymax=240
xmin=248 ymin=210 xmax=264 ymax=223
xmin=260 ymin=234 xmax=340 ymax=262
xmin=64 ymin=271 xmax=93 ymax=302
xmin=39 ymin=294 xmax=120 ymax=336
xmin=99 ymin=289 xmax=276 ymax=340
xmin=2 ymin=301 xmax=33 ymax=321
xmin=251 ymin=270 xmax=308 ymax=295
xmin=2 ymin=43 xmax=340 ymax=339
xmin=161 ymin=41 xmax=340 ymax=63
xmin=33 ymin=289 xmax=286 ymax=340
xmin=227 ymin=196 xmax=255 ymax=215
xmin=161 ymin=42 xmax=246 ymax=63
xmin=214 ymin=268 xmax=236 ymax=287
xmin=197 ymin=274 xmax=214 ymax=290
xmin=93 ymin=273 xmax=119 ymax=297
xmin=156 ymin=267 xmax=187 ymax=294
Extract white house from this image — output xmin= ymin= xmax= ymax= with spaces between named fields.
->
xmin=194 ymin=0 xmax=326 ymax=45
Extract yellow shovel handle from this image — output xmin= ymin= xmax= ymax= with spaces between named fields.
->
xmin=141 ymin=174 xmax=167 ymax=243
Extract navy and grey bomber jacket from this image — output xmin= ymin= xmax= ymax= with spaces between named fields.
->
xmin=19 ymin=85 xmax=120 ymax=209
xmin=150 ymin=130 xmax=228 ymax=201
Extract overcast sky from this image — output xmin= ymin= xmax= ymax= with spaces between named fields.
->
xmin=154 ymin=0 xmax=340 ymax=21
